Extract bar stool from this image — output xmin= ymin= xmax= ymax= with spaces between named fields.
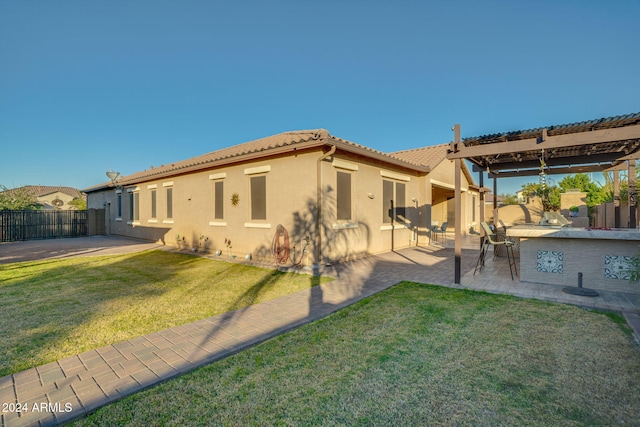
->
xmin=474 ymin=222 xmax=518 ymax=280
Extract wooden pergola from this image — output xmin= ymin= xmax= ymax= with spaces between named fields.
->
xmin=446 ymin=112 xmax=640 ymax=283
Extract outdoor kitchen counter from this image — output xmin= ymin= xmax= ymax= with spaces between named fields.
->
xmin=505 ymin=225 xmax=640 ymax=294
xmin=506 ymin=225 xmax=640 ymax=240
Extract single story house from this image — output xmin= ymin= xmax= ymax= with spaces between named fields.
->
xmin=0 ymin=185 xmax=85 ymax=210
xmin=84 ymin=129 xmax=480 ymax=265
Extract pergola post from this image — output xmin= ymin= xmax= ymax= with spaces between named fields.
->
xmin=613 ymin=170 xmax=620 ymax=228
xmin=478 ymin=170 xmax=485 ymax=248
xmin=493 ymin=176 xmax=498 ymax=226
xmin=453 ymin=124 xmax=462 ymax=284
xmin=630 ymin=160 xmax=637 ymax=228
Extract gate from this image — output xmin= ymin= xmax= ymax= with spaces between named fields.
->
xmin=0 ymin=210 xmax=88 ymax=242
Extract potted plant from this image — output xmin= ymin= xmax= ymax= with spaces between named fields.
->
xmin=569 ymin=206 xmax=579 ymax=217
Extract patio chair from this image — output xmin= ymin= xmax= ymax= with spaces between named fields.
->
xmin=474 ymin=222 xmax=518 ymax=280
xmin=496 ymin=219 xmax=513 ymax=243
xmin=434 ymin=222 xmax=448 ymax=244
xmin=429 ymin=225 xmax=440 ymax=244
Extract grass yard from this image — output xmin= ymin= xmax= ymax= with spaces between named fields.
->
xmin=0 ymin=250 xmax=328 ymax=377
xmin=73 ymin=282 xmax=640 ymax=426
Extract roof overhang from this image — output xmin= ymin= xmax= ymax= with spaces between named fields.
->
xmin=84 ymin=135 xmax=429 ymax=193
xmin=330 ymin=139 xmax=430 ymax=174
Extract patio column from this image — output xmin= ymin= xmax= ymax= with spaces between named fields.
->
xmin=613 ymin=170 xmax=620 ymax=228
xmin=452 ymin=124 xmax=462 ymax=284
xmin=493 ymin=175 xmax=498 ymax=226
xmin=630 ymin=160 xmax=637 ymax=228
xmin=479 ymin=170 xmax=485 ymax=248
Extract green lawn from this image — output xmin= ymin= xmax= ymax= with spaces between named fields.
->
xmin=73 ymin=282 xmax=640 ymax=426
xmin=0 ymin=250 xmax=327 ymax=377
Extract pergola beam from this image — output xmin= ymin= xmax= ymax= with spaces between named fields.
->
xmin=473 ymin=152 xmax=626 ymax=173
xmin=447 ymin=125 xmax=640 ymax=160
xmin=488 ymin=163 xmax=615 ymax=178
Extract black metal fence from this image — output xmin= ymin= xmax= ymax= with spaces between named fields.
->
xmin=0 ymin=210 xmax=88 ymax=242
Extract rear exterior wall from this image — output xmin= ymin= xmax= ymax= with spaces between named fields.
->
xmin=87 ymin=148 xmax=429 ymax=264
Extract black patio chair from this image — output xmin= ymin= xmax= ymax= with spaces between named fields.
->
xmin=436 ymin=222 xmax=448 ymax=244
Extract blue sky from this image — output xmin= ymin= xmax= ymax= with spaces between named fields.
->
xmin=1 ymin=0 xmax=639 ymax=195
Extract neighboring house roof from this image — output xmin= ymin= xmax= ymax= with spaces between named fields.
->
xmin=0 ymin=185 xmax=84 ymax=199
xmin=390 ymin=144 xmax=477 ymax=188
xmin=84 ymin=129 xmax=430 ymax=192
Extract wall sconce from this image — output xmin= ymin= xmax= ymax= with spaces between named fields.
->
xmin=368 ymin=193 xmax=375 ymax=199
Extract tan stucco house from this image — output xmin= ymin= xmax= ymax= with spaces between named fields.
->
xmin=85 ymin=130 xmax=479 ymax=265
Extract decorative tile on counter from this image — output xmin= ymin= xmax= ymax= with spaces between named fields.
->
xmin=537 ymin=250 xmax=563 ymax=274
xmin=604 ymin=255 xmax=635 ymax=280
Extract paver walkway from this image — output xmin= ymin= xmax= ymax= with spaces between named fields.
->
xmin=1 ymin=239 xmax=639 ymax=426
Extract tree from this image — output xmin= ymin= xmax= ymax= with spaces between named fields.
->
xmin=68 ymin=197 xmax=87 ymax=210
xmin=601 ymin=170 xmax=638 ymax=205
xmin=557 ymin=173 xmax=607 ymax=208
xmin=0 ymin=185 xmax=41 ymax=210
xmin=499 ymin=193 xmax=519 ymax=205
xmin=520 ymin=182 xmax=560 ymax=211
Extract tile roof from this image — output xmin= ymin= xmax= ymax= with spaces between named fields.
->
xmin=390 ymin=143 xmax=477 ymax=187
xmin=85 ymin=129 xmax=428 ymax=192
xmin=0 ymin=185 xmax=84 ymax=199
xmin=390 ymin=144 xmax=449 ymax=169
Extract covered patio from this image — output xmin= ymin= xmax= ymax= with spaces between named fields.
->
xmin=446 ymin=112 xmax=640 ymax=285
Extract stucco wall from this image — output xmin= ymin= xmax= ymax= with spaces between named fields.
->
xmin=87 ymin=147 xmax=433 ymax=264
xmin=519 ymin=236 xmax=640 ymax=294
xmin=428 ymin=159 xmax=479 ymax=235
xmin=318 ymin=151 xmax=426 ymax=262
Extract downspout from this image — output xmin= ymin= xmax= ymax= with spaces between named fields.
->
xmin=316 ymin=145 xmax=337 ymax=270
